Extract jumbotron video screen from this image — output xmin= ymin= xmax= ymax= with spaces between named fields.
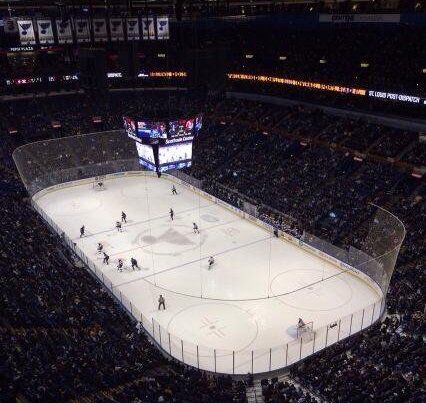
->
xmin=158 ymin=142 xmax=193 ymax=172
xmin=123 ymin=114 xmax=202 ymax=172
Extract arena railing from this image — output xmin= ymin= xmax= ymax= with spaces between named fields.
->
xmin=13 ymin=131 xmax=406 ymax=374
xmin=188 ymin=178 xmax=299 ymax=231
xmin=300 ymin=204 xmax=406 ymax=296
xmin=12 ymin=130 xmax=138 ymax=197
xmin=30 ymin=193 xmax=391 ymax=374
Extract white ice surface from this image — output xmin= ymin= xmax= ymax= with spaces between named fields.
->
xmin=34 ymin=175 xmax=382 ymax=373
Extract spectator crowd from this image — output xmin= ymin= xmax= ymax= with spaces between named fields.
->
xmin=0 ymin=91 xmax=424 ymax=402
xmin=189 ymin=98 xmax=425 ymax=403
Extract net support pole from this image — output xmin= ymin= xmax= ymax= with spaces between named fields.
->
xmin=198 ymin=183 xmax=203 ymax=298
xmin=267 ymin=234 xmax=272 ymax=297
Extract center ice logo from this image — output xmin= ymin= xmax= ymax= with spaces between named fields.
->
xmin=142 ymin=227 xmax=195 ymax=246
xmin=138 ymin=225 xmax=206 ymax=256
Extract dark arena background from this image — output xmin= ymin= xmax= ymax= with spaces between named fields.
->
xmin=0 ymin=1 xmax=425 ymax=402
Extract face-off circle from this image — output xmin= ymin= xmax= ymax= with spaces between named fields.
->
xmin=48 ymin=196 xmax=101 ymax=216
xmin=167 ymin=303 xmax=259 ymax=353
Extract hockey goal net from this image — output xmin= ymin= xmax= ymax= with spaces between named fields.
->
xmin=92 ymin=175 xmax=107 ymax=191
xmin=296 ymin=321 xmax=314 ymax=342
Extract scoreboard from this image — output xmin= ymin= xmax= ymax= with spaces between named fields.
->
xmin=137 ymin=121 xmax=167 ymax=139
xmin=124 ymin=113 xmax=202 ymax=172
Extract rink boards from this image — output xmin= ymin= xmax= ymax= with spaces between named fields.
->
xmin=32 ymin=171 xmax=384 ymax=374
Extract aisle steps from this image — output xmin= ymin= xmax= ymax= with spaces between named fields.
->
xmin=246 ymin=378 xmax=264 ymax=403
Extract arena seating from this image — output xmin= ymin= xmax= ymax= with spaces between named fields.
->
xmin=229 ymin=24 xmax=425 ymax=95
xmin=261 ymin=378 xmax=318 ymax=403
xmin=0 ymin=92 xmax=424 ymax=402
xmin=0 ymin=95 xmax=246 ymax=402
xmin=190 ymin=98 xmax=424 ymax=403
xmin=0 ymin=178 xmax=248 ymax=403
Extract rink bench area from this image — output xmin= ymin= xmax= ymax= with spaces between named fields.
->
xmin=31 ymin=170 xmax=384 ymax=375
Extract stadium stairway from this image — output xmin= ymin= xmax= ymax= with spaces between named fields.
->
xmin=396 ymin=138 xmax=419 ymax=162
xmin=67 ymin=375 xmax=154 ymax=403
xmin=365 ymin=135 xmax=386 ymax=155
xmin=247 ymin=372 xmax=328 ymax=403
xmin=15 ymin=394 xmax=31 ymax=403
xmin=287 ymin=374 xmax=328 ymax=403
xmin=246 ymin=378 xmax=264 ymax=403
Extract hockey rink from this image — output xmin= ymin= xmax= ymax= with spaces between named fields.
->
xmin=34 ymin=174 xmax=383 ymax=374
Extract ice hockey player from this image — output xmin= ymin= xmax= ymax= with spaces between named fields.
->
xmin=103 ymin=252 xmax=109 ymax=265
xmin=208 ymin=256 xmax=215 ymax=270
xmin=193 ymin=222 xmax=199 ymax=234
xmin=158 ymin=294 xmax=166 ymax=310
xmin=130 ymin=257 xmax=139 ymax=270
xmin=171 ymin=185 xmax=178 ymax=195
xmin=116 ymin=221 xmax=122 ymax=232
xmin=97 ymin=242 xmax=103 ymax=254
xmin=117 ymin=259 xmax=124 ymax=272
xmin=169 ymin=208 xmax=174 ymax=221
xmin=80 ymin=225 xmax=85 ymax=238
xmin=121 ymin=211 xmax=127 ymax=223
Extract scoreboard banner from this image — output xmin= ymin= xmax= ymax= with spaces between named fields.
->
xmin=158 ymin=142 xmax=193 ymax=172
xmin=136 ymin=143 xmax=156 ymax=170
xmin=110 ymin=18 xmax=124 ymax=41
xmin=36 ymin=19 xmax=54 ymax=44
xmin=319 ymin=14 xmax=401 ymax=23
xmin=368 ymin=90 xmax=422 ymax=105
xmin=126 ymin=18 xmax=140 ymax=40
xmin=74 ymin=18 xmax=90 ymax=43
xmin=227 ymin=72 xmax=426 ymax=107
xmin=124 ymin=113 xmax=201 ymax=173
xmin=156 ymin=16 xmax=169 ymax=40
xmin=227 ymin=73 xmax=366 ymax=96
xmin=137 ymin=121 xmax=167 ymax=139
xmin=93 ymin=18 xmax=108 ymax=42
xmin=18 ymin=19 xmax=36 ymax=45
xmin=169 ymin=119 xmax=194 ymax=139
xmin=56 ymin=19 xmax=73 ymax=44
